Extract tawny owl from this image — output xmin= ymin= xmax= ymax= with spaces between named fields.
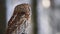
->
xmin=6 ymin=4 xmax=31 ymax=34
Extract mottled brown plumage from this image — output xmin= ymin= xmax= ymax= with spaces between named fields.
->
xmin=6 ymin=4 xmax=31 ymax=34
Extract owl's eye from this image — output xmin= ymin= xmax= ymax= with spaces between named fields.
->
xmin=21 ymin=12 xmax=25 ymax=15
xmin=17 ymin=11 xmax=25 ymax=16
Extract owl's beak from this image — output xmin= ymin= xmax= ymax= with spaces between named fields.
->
xmin=25 ymin=11 xmax=30 ymax=20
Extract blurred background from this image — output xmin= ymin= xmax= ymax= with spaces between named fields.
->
xmin=0 ymin=0 xmax=60 ymax=34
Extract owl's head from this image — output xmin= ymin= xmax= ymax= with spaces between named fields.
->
xmin=13 ymin=3 xmax=31 ymax=19
xmin=14 ymin=3 xmax=30 ymax=15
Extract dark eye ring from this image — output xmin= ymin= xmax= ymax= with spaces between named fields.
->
xmin=21 ymin=12 xmax=25 ymax=14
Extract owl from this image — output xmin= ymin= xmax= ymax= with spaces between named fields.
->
xmin=6 ymin=4 xmax=31 ymax=34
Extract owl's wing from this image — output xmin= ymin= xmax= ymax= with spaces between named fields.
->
xmin=6 ymin=13 xmax=26 ymax=34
